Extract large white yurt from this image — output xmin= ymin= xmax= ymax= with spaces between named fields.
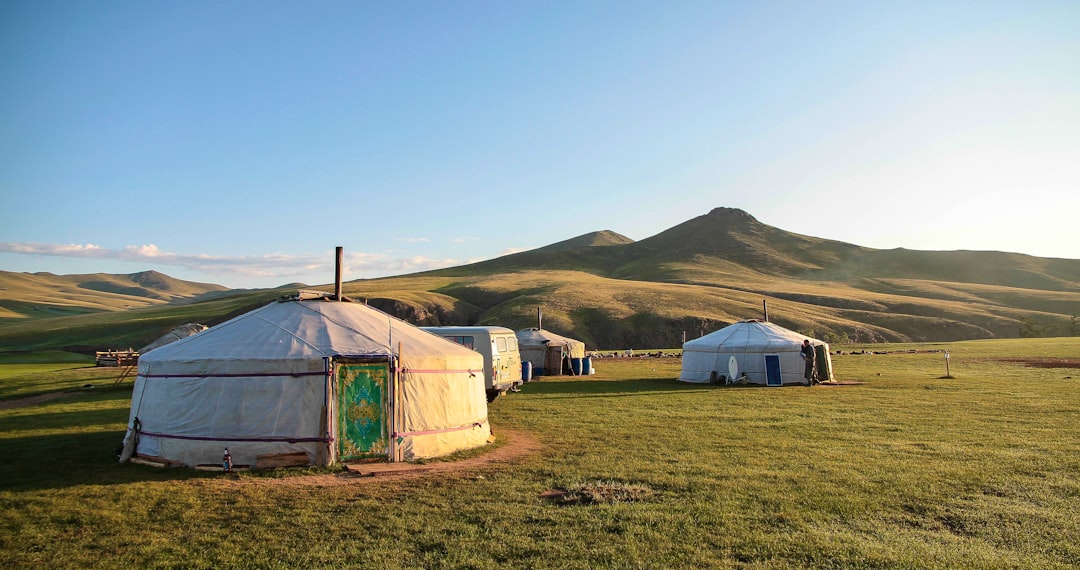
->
xmin=120 ymin=294 xmax=490 ymax=469
xmin=516 ymin=328 xmax=586 ymax=376
xmin=679 ymin=320 xmax=832 ymax=386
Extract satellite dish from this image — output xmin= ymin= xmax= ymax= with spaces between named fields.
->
xmin=728 ymin=355 xmax=738 ymax=380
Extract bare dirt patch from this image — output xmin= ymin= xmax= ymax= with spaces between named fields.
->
xmin=540 ymin=480 xmax=655 ymax=506
xmin=227 ymin=428 xmax=543 ymax=489
xmin=994 ymin=357 xmax=1080 ymax=369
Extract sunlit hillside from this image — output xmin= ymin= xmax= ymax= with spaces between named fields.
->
xmin=2 ymin=208 xmax=1078 ymax=352
xmin=0 ymin=270 xmax=229 ymax=320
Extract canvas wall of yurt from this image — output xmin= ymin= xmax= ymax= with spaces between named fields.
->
xmin=120 ymin=294 xmax=490 ymax=469
xmin=515 ymin=328 xmax=586 ymax=376
xmin=679 ymin=320 xmax=833 ymax=386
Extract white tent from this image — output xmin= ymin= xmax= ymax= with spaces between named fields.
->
xmin=679 ymin=320 xmax=832 ymax=386
xmin=120 ymin=296 xmax=490 ymax=468
xmin=516 ymin=328 xmax=586 ymax=376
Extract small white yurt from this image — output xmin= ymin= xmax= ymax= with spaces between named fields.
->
xmin=679 ymin=320 xmax=832 ymax=386
xmin=120 ymin=294 xmax=490 ymax=469
xmin=139 ymin=323 xmax=207 ymax=353
xmin=516 ymin=328 xmax=586 ymax=376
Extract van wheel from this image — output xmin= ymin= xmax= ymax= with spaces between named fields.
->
xmin=486 ymin=390 xmax=501 ymax=403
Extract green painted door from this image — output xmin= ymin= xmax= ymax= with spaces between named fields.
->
xmin=337 ymin=363 xmax=389 ymax=460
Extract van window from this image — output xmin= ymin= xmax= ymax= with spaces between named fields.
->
xmin=446 ymin=335 xmax=475 ymax=350
xmin=507 ymin=338 xmax=517 ymax=351
xmin=495 ymin=337 xmax=507 ymax=352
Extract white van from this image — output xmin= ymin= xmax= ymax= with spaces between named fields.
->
xmin=420 ymin=326 xmax=523 ymax=402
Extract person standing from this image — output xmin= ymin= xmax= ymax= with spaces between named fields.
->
xmin=800 ymin=339 xmax=817 ymax=385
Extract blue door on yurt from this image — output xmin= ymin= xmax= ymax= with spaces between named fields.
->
xmin=764 ymin=354 xmax=782 ymax=386
xmin=337 ymin=362 xmax=389 ymax=460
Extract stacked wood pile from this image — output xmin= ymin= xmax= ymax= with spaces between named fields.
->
xmin=95 ymin=349 xmax=139 ymax=367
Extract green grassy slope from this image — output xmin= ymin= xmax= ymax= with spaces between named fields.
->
xmin=339 ymin=269 xmax=1076 ymax=347
xmin=0 ymin=288 xmax=294 ymax=353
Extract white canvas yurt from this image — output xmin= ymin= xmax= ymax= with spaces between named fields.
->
xmin=516 ymin=328 xmax=586 ymax=376
xmin=679 ymin=320 xmax=832 ymax=386
xmin=120 ymin=294 xmax=490 ymax=469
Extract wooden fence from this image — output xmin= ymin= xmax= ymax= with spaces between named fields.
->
xmin=95 ymin=349 xmax=139 ymax=367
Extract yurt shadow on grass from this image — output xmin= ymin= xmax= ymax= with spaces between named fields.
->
xmin=120 ymin=292 xmax=491 ymax=471
xmin=679 ymin=320 xmax=834 ymax=387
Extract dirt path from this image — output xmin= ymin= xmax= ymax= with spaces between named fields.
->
xmin=231 ymin=428 xmax=544 ymax=489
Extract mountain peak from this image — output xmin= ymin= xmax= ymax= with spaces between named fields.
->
xmin=630 ymin=206 xmax=849 ymax=275
xmin=705 ymin=207 xmax=757 ymax=223
xmin=536 ymin=230 xmax=634 ymax=253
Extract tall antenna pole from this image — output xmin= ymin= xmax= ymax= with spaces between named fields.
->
xmin=335 ymin=246 xmax=344 ymax=301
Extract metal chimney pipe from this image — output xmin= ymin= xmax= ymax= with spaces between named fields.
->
xmin=537 ymin=306 xmax=542 ymax=330
xmin=335 ymin=246 xmax=343 ymax=301
xmin=763 ymin=299 xmax=769 ymax=321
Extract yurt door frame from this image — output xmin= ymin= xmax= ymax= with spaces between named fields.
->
xmin=334 ymin=358 xmax=393 ymax=461
xmin=764 ymin=354 xmax=782 ymax=386
xmin=544 ymin=346 xmax=565 ymax=376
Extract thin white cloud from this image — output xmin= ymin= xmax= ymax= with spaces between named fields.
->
xmin=0 ymin=242 xmax=464 ymax=282
xmin=450 ymin=236 xmax=479 ymax=244
xmin=398 ymin=237 xmax=431 ymax=243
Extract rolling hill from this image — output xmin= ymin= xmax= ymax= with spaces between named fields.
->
xmin=1 ymin=208 xmax=1078 ymax=352
xmin=0 ymin=270 xmax=231 ymax=320
xmin=357 ymin=208 xmax=1080 ymax=346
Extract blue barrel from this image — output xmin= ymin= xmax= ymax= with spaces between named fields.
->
xmin=521 ymin=361 xmax=533 ymax=382
xmin=581 ymin=356 xmax=592 ymax=375
xmin=571 ymin=358 xmax=583 ymax=375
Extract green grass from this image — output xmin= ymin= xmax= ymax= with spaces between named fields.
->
xmin=1 ymin=338 xmax=1078 ymax=568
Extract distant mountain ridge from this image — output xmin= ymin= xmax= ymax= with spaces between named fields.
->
xmin=2 ymin=207 xmax=1078 ymax=351
xmin=413 ymin=207 xmax=1079 ymax=344
xmin=0 ymin=270 xmax=229 ymax=320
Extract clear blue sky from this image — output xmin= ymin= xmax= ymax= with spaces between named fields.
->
xmin=2 ymin=1 xmax=1077 ymax=289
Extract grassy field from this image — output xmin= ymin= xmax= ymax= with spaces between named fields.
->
xmin=1 ymin=338 xmax=1078 ymax=568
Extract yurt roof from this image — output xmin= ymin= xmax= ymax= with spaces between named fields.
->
xmin=516 ymin=328 xmax=585 ymax=347
xmin=683 ymin=320 xmax=817 ymax=352
xmin=139 ymin=298 xmax=479 ymax=364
